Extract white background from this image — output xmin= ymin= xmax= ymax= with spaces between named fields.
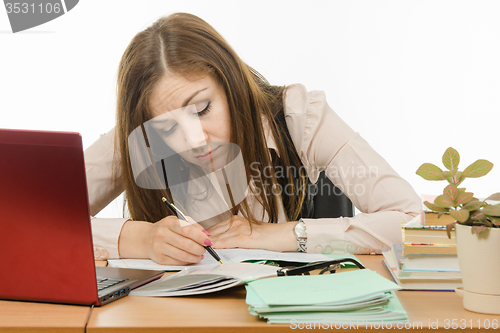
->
xmin=1 ymin=0 xmax=499 ymax=218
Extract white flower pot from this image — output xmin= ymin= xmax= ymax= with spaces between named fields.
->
xmin=455 ymin=224 xmax=500 ymax=314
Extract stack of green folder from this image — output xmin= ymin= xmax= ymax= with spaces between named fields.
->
xmin=246 ymin=269 xmax=408 ymax=325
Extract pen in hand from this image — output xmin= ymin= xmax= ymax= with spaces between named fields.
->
xmin=161 ymin=197 xmax=223 ymax=265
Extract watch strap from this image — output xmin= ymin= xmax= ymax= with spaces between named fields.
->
xmin=294 ymin=219 xmax=307 ymax=252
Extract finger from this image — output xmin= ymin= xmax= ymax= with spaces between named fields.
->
xmin=166 ymin=228 xmax=208 ymax=256
xmin=177 ymin=216 xmax=201 ymax=228
xmin=206 ymin=221 xmax=229 ymax=234
xmin=210 ymin=227 xmax=242 ymax=243
xmin=149 ymin=231 xmax=205 ymax=265
xmin=151 ymin=252 xmax=203 ymax=266
xmin=178 ymin=220 xmax=192 ymax=228
xmin=161 ymin=216 xmax=207 ymax=243
xmin=185 ymin=216 xmax=204 ymax=229
xmin=155 ymin=217 xmax=209 ymax=251
xmin=163 ymin=215 xmax=202 ymax=232
xmin=209 ymin=217 xmax=251 ymax=239
xmin=211 ymin=234 xmax=250 ymax=249
xmin=161 ymin=242 xmax=205 ymax=264
xmin=172 ymin=223 xmax=212 ymax=247
xmin=160 ymin=215 xmax=185 ymax=229
xmin=206 ymin=218 xmax=235 ymax=236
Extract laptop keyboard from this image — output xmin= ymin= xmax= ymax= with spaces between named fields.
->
xmin=96 ymin=277 xmax=127 ymax=291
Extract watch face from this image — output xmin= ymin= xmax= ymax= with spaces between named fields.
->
xmin=295 ymin=222 xmax=306 ymax=237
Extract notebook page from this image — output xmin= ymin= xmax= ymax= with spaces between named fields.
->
xmin=108 ymin=248 xmax=338 ymax=271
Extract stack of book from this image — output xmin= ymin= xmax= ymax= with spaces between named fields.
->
xmin=403 ymin=211 xmax=456 ymax=256
xmin=382 ymin=210 xmax=462 ymax=291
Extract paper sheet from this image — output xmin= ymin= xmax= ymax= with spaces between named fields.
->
xmin=108 ymin=248 xmax=342 ymax=271
xmin=130 ymin=262 xmax=279 ymax=296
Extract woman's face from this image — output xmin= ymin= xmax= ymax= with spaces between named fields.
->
xmin=148 ymin=74 xmax=232 ymax=171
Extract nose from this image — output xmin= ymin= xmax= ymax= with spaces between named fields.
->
xmin=177 ymin=111 xmax=207 ymax=149
xmin=182 ymin=122 xmax=206 ymax=149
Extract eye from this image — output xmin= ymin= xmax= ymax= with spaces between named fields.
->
xmin=164 ymin=123 xmax=177 ymax=137
xmin=194 ymin=101 xmax=211 ymax=117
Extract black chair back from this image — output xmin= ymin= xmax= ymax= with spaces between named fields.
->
xmin=309 ymin=171 xmax=354 ymax=219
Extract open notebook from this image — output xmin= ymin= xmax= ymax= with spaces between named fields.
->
xmin=129 ymin=252 xmax=365 ymax=297
xmin=130 ymin=262 xmax=280 ymax=296
xmin=109 ymin=248 xmax=360 ymax=271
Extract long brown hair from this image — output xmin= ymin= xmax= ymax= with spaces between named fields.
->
xmin=116 ymin=13 xmax=307 ymax=223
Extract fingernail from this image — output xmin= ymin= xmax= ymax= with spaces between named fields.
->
xmin=201 ymin=255 xmax=205 ymax=260
xmin=204 ymin=239 xmax=213 ymax=246
xmin=202 ymin=230 xmax=211 ymax=236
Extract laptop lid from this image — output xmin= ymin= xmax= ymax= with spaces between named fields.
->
xmin=0 ymin=128 xmax=163 ymax=306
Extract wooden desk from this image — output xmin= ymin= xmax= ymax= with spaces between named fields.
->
xmin=0 ymin=300 xmax=90 ymax=333
xmin=87 ymin=255 xmax=500 ymax=332
xmin=2 ymin=257 xmax=499 ymax=332
xmin=0 ymin=260 xmax=107 ymax=333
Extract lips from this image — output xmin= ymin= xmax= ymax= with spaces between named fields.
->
xmin=196 ymin=146 xmax=220 ymax=161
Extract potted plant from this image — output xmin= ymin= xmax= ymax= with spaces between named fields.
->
xmin=416 ymin=147 xmax=500 ymax=315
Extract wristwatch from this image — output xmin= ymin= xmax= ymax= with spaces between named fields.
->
xmin=293 ymin=219 xmax=307 ymax=252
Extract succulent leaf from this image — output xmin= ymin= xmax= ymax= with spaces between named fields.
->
xmin=450 ymin=208 xmax=469 ymax=223
xmin=446 ymin=222 xmax=456 ymax=238
xmin=482 ymin=204 xmax=500 ymax=217
xmin=456 ymin=192 xmax=474 ymax=206
xmin=472 ymin=225 xmax=490 ymax=234
xmin=442 ymin=147 xmax=460 ymax=171
xmin=416 ymin=148 xmax=499 ymax=230
xmin=470 ymin=210 xmax=487 ymax=221
xmin=485 ymin=192 xmax=500 ymax=202
xmin=442 ymin=171 xmax=452 ymax=178
xmin=463 ymin=200 xmax=483 ymax=211
xmin=462 ymin=159 xmax=493 ymax=178
xmin=416 ymin=163 xmax=446 ymax=181
xmin=455 ymin=172 xmax=465 ymax=186
xmin=434 ymin=194 xmax=455 ymax=208
xmin=423 ymin=201 xmax=450 ymax=212
xmin=443 ymin=184 xmax=459 ymax=202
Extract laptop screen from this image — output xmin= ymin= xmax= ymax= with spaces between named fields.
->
xmin=0 ymin=129 xmax=99 ymax=305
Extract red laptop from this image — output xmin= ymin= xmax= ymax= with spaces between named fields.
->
xmin=0 ymin=128 xmax=164 ymax=306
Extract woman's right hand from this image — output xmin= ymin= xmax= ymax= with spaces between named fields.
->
xmin=144 ymin=216 xmax=211 ymax=265
xmin=118 ymin=216 xmax=212 ymax=265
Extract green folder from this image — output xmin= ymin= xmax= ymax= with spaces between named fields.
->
xmin=246 ymin=269 xmax=408 ymax=324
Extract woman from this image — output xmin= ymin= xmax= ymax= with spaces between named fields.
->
xmin=85 ymin=12 xmax=421 ymax=265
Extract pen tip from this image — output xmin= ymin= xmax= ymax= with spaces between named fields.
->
xmin=162 ymin=197 xmax=167 ymax=202
xmin=218 ymin=260 xmax=224 ymax=265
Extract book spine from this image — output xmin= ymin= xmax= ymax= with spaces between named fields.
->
xmin=404 ymin=243 xmax=456 ymax=247
xmin=403 ymin=244 xmax=457 ymax=255
xmin=405 ymin=225 xmax=448 ymax=230
xmin=404 ymin=235 xmax=456 ymax=245
xmin=423 ymin=212 xmax=456 ymax=226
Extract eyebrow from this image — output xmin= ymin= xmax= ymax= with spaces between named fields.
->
xmin=182 ymin=88 xmax=208 ymax=108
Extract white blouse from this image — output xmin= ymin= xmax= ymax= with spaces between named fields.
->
xmin=84 ymin=84 xmax=421 ymax=259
